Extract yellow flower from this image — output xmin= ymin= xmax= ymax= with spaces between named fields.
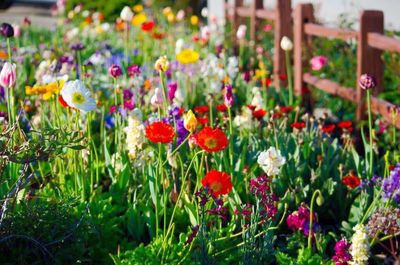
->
xmin=154 ymin=56 xmax=169 ymax=72
xmin=183 ymin=110 xmax=198 ymax=132
xmin=132 ymin=13 xmax=147 ymax=26
xmin=176 ymin=49 xmax=200 ymax=64
xmin=163 ymin=7 xmax=172 ymax=16
xmin=25 ymin=80 xmax=65 ymax=100
xmin=190 ymin=15 xmax=199 ymax=26
xmin=132 ymin=4 xmax=143 ymax=13
xmin=167 ymin=13 xmax=175 ymax=23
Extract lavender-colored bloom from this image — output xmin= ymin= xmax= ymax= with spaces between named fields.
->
xmin=59 ymin=55 xmax=74 ymax=64
xmin=381 ymin=163 xmax=400 ymax=203
xmin=168 ymin=82 xmax=177 ymax=102
xmin=106 ymin=53 xmax=124 ymax=70
xmin=176 ymin=119 xmax=189 ymax=145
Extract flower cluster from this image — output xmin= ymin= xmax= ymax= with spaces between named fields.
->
xmin=349 ymin=224 xmax=369 ymax=265
xmin=124 ymin=109 xmax=146 ymax=163
xmin=381 ymin=163 xmax=400 ymax=204
xmin=332 ymin=239 xmax=352 ymax=265
xmin=249 ymin=175 xmax=278 ymax=218
xmin=366 ymin=206 xmax=400 ymax=238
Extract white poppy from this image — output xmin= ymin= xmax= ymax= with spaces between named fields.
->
xmin=257 ymin=147 xmax=286 ymax=176
xmin=60 ymin=80 xmax=96 ymax=113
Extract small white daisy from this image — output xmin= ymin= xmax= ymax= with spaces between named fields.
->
xmin=60 ymin=80 xmax=96 ymax=113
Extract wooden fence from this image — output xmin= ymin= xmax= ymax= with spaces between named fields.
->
xmin=225 ymin=1 xmax=400 ymax=128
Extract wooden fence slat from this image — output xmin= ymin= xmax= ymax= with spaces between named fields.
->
xmin=294 ymin=3 xmax=315 ymax=96
xmin=231 ymin=0 xmax=244 ymax=46
xmin=370 ymin=97 xmax=400 ymax=128
xmin=250 ymin=0 xmax=264 ymax=41
xmin=274 ymin=0 xmax=292 ymax=89
xmin=368 ymin=32 xmax=400 ymax=53
xmin=303 ymin=73 xmax=357 ymax=102
xmin=255 ymin=8 xmax=276 ymax=20
xmin=356 ymin=10 xmax=384 ymax=121
xmin=304 ymin=23 xmax=357 ymax=41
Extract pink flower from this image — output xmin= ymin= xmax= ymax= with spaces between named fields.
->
xmin=108 ymin=64 xmax=122 ymax=78
xmin=310 ymin=56 xmax=328 ymax=71
xmin=0 ymin=62 xmax=16 ymax=88
xmin=263 ymin=24 xmax=273 ymax=32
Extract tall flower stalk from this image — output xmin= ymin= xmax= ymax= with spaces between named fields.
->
xmin=281 ymin=36 xmax=294 ymax=105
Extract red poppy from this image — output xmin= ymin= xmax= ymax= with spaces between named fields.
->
xmin=196 ymin=127 xmax=228 ymax=152
xmin=272 ymin=111 xmax=282 ymax=119
xmin=263 ymin=78 xmax=273 ymax=87
xmin=216 ymin=104 xmax=228 ymax=112
xmin=197 ymin=116 xmax=209 ymax=125
xmin=58 ymin=95 xmax=69 ymax=108
xmin=279 ymin=106 xmax=293 ymax=114
xmin=202 ymin=170 xmax=233 ymax=196
xmin=338 ymin=120 xmax=352 ymax=129
xmin=252 ymin=109 xmax=267 ymax=119
xmin=145 ymin=121 xmax=175 ymax=143
xmin=194 ymin=105 xmax=209 ymax=114
xmin=141 ymin=21 xmax=155 ymax=32
xmin=321 ymin=124 xmax=336 ymax=134
xmin=291 ymin=122 xmax=306 ymax=130
xmin=342 ymin=174 xmax=360 ymax=189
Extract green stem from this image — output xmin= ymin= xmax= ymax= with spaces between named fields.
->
xmin=367 ymin=90 xmax=373 ymax=178
xmin=285 ymin=50 xmax=293 ymax=106
xmin=308 ymin=189 xmax=322 ymax=250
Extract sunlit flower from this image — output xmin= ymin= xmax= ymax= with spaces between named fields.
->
xmin=60 ymin=80 xmax=96 ymax=113
xmin=201 ymin=170 xmax=232 ymax=196
xmin=280 ymin=36 xmax=293 ymax=51
xmin=154 ymin=55 xmax=169 ymax=72
xmin=26 ymin=76 xmax=67 ymax=100
xmin=145 ymin=121 xmax=175 ymax=143
xmin=176 ymin=49 xmax=200 ymax=64
xmin=183 ymin=110 xmax=197 ymax=132
xmin=196 ymin=126 xmax=228 ymax=152
xmin=257 ymin=147 xmax=286 ymax=176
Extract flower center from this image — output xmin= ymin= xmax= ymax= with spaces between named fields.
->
xmin=210 ymin=182 xmax=222 ymax=192
xmin=205 ymin=137 xmax=217 ymax=149
xmin=72 ymin=92 xmax=85 ymax=104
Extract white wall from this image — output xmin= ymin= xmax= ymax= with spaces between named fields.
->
xmin=211 ymin=0 xmax=400 ymax=30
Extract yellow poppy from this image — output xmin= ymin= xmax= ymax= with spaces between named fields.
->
xmin=176 ymin=49 xmax=200 ymax=64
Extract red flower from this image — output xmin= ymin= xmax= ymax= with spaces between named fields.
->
xmin=202 ymin=170 xmax=233 ymax=196
xmin=247 ymin=104 xmax=257 ymax=111
xmin=58 ymin=95 xmax=69 ymax=108
xmin=196 ymin=127 xmax=228 ymax=152
xmin=279 ymin=74 xmax=287 ymax=81
xmin=338 ymin=120 xmax=352 ymax=129
xmin=141 ymin=21 xmax=155 ymax=32
xmin=263 ymin=78 xmax=272 ymax=87
xmin=272 ymin=112 xmax=282 ymax=119
xmin=279 ymin=106 xmax=293 ymax=114
xmin=321 ymin=124 xmax=336 ymax=134
xmin=145 ymin=121 xmax=175 ymax=143
xmin=216 ymin=104 xmax=228 ymax=112
xmin=291 ymin=122 xmax=306 ymax=130
xmin=342 ymin=174 xmax=360 ymax=189
xmin=252 ymin=109 xmax=267 ymax=119
xmin=194 ymin=105 xmax=209 ymax=114
xmin=197 ymin=116 xmax=209 ymax=125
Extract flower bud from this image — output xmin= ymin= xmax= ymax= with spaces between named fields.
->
xmin=108 ymin=64 xmax=122 ymax=78
xmin=0 ymin=62 xmax=17 ymax=88
xmin=236 ymin=25 xmax=247 ymax=40
xmin=150 ymin=87 xmax=164 ymax=107
xmin=280 ymin=36 xmax=293 ymax=51
xmin=0 ymin=23 xmax=14 ymax=38
xmin=183 ymin=110 xmax=197 ymax=132
xmin=359 ymin=74 xmax=376 ymax=90
xmin=120 ymin=6 xmax=133 ymax=22
xmin=316 ymin=194 xmax=324 ymax=206
xmin=154 ymin=56 xmax=169 ymax=72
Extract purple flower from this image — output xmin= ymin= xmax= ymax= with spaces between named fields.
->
xmin=359 ymin=74 xmax=376 ymax=90
xmin=0 ymin=86 xmax=5 ymax=101
xmin=0 ymin=23 xmax=14 ymax=38
xmin=71 ymin=43 xmax=85 ymax=51
xmin=105 ymin=114 xmax=115 ymax=129
xmin=124 ymin=99 xmax=135 ymax=110
xmin=108 ymin=64 xmax=122 ymax=78
xmin=168 ymin=82 xmax=178 ymax=101
xmin=176 ymin=119 xmax=189 ymax=145
xmin=381 ymin=163 xmax=400 ymax=204
xmin=332 ymin=239 xmax=352 ymax=265
xmin=127 ymin=64 xmax=141 ymax=77
xmin=224 ymin=84 xmax=233 ymax=108
xmin=123 ymin=89 xmax=134 ymax=100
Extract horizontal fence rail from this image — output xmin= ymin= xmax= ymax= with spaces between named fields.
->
xmin=225 ymin=1 xmax=400 ymax=128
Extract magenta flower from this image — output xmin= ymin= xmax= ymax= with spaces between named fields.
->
xmin=310 ymin=55 xmax=328 ymax=71
xmin=168 ymin=82 xmax=177 ymax=102
xmin=224 ymin=84 xmax=234 ymax=108
xmin=108 ymin=64 xmax=122 ymax=78
xmin=127 ymin=64 xmax=141 ymax=77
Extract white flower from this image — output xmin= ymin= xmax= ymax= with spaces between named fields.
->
xmin=124 ymin=109 xmax=146 ymax=162
xmin=236 ymin=25 xmax=247 ymax=40
xmin=201 ymin=7 xmax=208 ymax=18
xmin=201 ymin=26 xmax=210 ymax=40
xmin=257 ymin=147 xmax=286 ymax=176
xmin=175 ymin=38 xmax=185 ymax=55
xmin=280 ymin=36 xmax=293 ymax=51
xmin=150 ymin=87 xmax=164 ymax=107
xmin=350 ymin=224 xmax=370 ymax=265
xmin=60 ymin=80 xmax=96 ymax=113
xmin=120 ymin=6 xmax=133 ymax=21
xmin=226 ymin=56 xmax=238 ymax=79
xmin=176 ymin=10 xmax=185 ymax=21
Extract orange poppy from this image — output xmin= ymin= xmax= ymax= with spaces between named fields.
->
xmin=145 ymin=121 xmax=175 ymax=143
xmin=202 ymin=170 xmax=233 ymax=196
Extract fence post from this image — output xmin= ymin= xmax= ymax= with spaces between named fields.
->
xmin=356 ymin=10 xmax=384 ymax=121
xmin=232 ymin=0 xmax=243 ymax=46
xmin=250 ymin=0 xmax=263 ymax=41
xmin=293 ymin=4 xmax=315 ymax=96
xmin=274 ymin=0 xmax=292 ymax=89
